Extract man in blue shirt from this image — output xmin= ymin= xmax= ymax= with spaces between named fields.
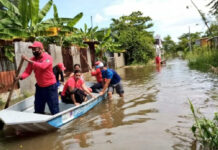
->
xmin=97 ymin=62 xmax=124 ymax=99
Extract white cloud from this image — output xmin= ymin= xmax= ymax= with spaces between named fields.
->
xmin=102 ymin=0 xmax=211 ymax=41
xmin=94 ymin=13 xmax=106 ymax=23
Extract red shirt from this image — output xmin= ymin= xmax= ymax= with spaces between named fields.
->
xmin=21 ymin=52 xmax=56 ymax=87
xmin=61 ymin=76 xmax=84 ymax=96
xmin=91 ymin=68 xmax=103 ymax=83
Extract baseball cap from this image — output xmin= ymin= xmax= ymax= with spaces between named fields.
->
xmin=28 ymin=41 xmax=44 ymax=49
xmin=95 ymin=61 xmax=101 ymax=65
xmin=96 ymin=62 xmax=104 ymax=68
xmin=57 ymin=63 xmax=66 ymax=71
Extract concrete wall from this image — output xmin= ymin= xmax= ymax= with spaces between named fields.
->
xmin=87 ymin=48 xmax=92 ymax=67
xmin=49 ymin=44 xmax=63 ymax=66
xmin=0 ymin=89 xmax=21 ymax=102
xmin=15 ymin=41 xmax=36 ymax=94
xmin=14 ymin=42 xmax=64 ymax=95
xmin=71 ymin=46 xmax=81 ymax=66
xmin=114 ymin=53 xmax=125 ymax=68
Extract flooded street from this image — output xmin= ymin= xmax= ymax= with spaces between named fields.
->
xmin=0 ymin=58 xmax=217 ymax=150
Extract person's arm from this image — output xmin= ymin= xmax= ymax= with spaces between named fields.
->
xmin=22 ymin=54 xmax=52 ymax=70
xmin=91 ymin=69 xmax=97 ymax=76
xmin=19 ymin=62 xmax=33 ymax=80
xmin=99 ymin=78 xmax=111 ymax=95
xmin=82 ymin=83 xmax=95 ymax=98
xmin=100 ymin=70 xmax=113 ymax=95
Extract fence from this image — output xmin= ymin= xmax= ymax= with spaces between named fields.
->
xmin=0 ymin=47 xmax=18 ymax=93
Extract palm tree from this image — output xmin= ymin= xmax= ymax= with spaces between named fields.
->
xmin=208 ymin=0 xmax=218 ymax=15
xmin=0 ymin=0 xmax=53 ymax=41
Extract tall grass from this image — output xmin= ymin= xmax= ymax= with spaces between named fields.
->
xmin=188 ymin=100 xmax=218 ymax=149
xmin=185 ymin=46 xmax=218 ymax=72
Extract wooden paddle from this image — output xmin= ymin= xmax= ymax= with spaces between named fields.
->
xmin=4 ymin=58 xmax=24 ymax=109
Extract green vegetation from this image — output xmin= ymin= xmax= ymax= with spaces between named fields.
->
xmin=185 ymin=47 xmax=218 ymax=72
xmin=94 ymin=28 xmax=122 ymax=61
xmin=110 ymin=11 xmax=155 ymax=64
xmin=188 ymin=100 xmax=218 ymax=149
xmin=207 ymin=0 xmax=218 ymax=15
xmin=0 ymin=0 xmax=54 ymax=40
xmin=162 ymin=35 xmax=176 ymax=53
xmin=0 ymin=0 xmax=216 ymax=67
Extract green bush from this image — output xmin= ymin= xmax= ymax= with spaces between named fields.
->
xmin=189 ymin=100 xmax=218 ymax=149
xmin=185 ymin=47 xmax=218 ymax=72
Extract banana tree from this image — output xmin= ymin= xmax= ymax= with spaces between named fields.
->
xmin=39 ymin=4 xmax=83 ymax=47
xmin=95 ymin=28 xmax=122 ymax=61
xmin=71 ymin=24 xmax=99 ymax=48
xmin=0 ymin=0 xmax=53 ymax=41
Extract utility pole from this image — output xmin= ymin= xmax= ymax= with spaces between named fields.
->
xmin=91 ymin=16 xmax=93 ymax=28
xmin=91 ymin=16 xmax=93 ymax=40
xmin=189 ymin=26 xmax=192 ymax=51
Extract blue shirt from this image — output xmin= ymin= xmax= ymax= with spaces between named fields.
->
xmin=101 ymin=68 xmax=121 ymax=85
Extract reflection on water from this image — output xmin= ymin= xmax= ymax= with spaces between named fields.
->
xmin=0 ymin=58 xmax=218 ymax=150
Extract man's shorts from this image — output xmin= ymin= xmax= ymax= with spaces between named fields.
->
xmin=108 ymin=82 xmax=124 ymax=94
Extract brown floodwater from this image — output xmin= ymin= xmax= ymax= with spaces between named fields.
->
xmin=0 ymin=58 xmax=217 ymax=150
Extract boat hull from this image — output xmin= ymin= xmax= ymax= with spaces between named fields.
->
xmin=0 ymin=92 xmax=107 ymax=133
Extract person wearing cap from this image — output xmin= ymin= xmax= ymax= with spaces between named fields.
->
xmin=53 ymin=63 xmax=66 ymax=86
xmin=90 ymin=61 xmax=103 ymax=93
xmin=17 ymin=41 xmax=59 ymax=115
xmin=98 ymin=62 xmax=124 ymax=99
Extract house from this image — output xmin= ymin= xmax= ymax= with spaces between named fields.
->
xmin=207 ymin=36 xmax=218 ymax=49
xmin=195 ymin=37 xmax=209 ymax=47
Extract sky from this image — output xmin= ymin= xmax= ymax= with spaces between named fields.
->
xmin=41 ymin=0 xmax=213 ymax=42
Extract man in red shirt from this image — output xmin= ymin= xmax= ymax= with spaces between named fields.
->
xmin=61 ymin=70 xmax=95 ymax=106
xmin=17 ymin=41 xmax=59 ymax=115
xmin=90 ymin=61 xmax=103 ymax=93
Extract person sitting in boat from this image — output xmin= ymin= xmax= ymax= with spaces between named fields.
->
xmin=53 ymin=63 xmax=66 ymax=87
xmin=98 ymin=62 xmax=124 ymax=99
xmin=69 ymin=64 xmax=84 ymax=80
xmin=90 ymin=61 xmax=103 ymax=93
xmin=69 ymin=64 xmax=93 ymax=93
xmin=16 ymin=41 xmax=59 ymax=115
xmin=61 ymin=70 xmax=95 ymax=106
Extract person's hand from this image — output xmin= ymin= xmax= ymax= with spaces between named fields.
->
xmin=99 ymin=91 xmax=104 ymax=96
xmin=22 ymin=55 xmax=29 ymax=62
xmin=91 ymin=94 xmax=96 ymax=99
xmin=14 ymin=76 xmax=21 ymax=81
xmin=75 ymin=102 xmax=80 ymax=106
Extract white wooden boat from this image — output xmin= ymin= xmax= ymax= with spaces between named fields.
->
xmin=0 ymin=84 xmax=107 ymax=133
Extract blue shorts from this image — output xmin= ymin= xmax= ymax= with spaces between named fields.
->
xmin=35 ymin=83 xmax=59 ymax=115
